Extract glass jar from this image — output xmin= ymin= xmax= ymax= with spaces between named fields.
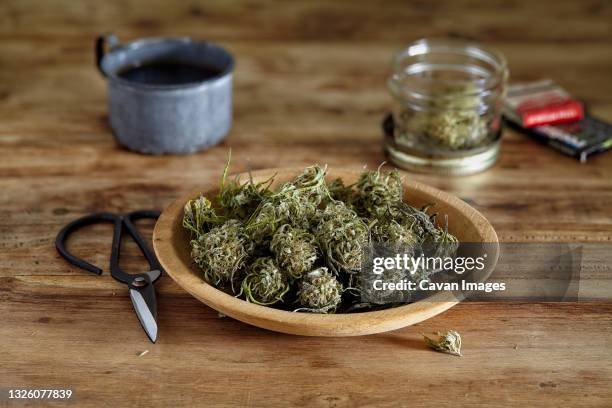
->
xmin=386 ymin=39 xmax=508 ymax=175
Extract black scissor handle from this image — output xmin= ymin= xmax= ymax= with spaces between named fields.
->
xmin=55 ymin=210 xmax=162 ymax=283
xmin=55 ymin=212 xmax=121 ymax=275
xmin=110 ymin=210 xmax=162 ymax=284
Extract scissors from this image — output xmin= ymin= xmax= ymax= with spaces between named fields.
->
xmin=55 ymin=210 xmax=163 ymax=343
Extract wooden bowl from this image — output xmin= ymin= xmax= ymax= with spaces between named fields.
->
xmin=153 ymin=168 xmax=499 ymax=336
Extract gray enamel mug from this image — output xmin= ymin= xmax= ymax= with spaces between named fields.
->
xmin=96 ymin=34 xmax=234 ymax=154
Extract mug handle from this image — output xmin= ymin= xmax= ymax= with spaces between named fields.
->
xmin=95 ymin=33 xmax=121 ymax=77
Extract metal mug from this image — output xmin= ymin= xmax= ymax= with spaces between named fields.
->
xmin=96 ymin=34 xmax=234 ymax=154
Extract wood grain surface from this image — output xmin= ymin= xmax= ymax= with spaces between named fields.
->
xmin=1 ymin=0 xmax=611 ymax=407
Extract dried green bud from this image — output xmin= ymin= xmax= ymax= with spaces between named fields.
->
xmin=216 ymin=149 xmax=274 ymax=220
xmin=424 ymin=225 xmax=459 ymax=258
xmin=388 ymin=202 xmax=438 ymax=240
xmin=296 ymin=267 xmax=343 ymax=313
xmin=316 ymin=200 xmax=357 ymax=223
xmin=327 ymin=178 xmax=355 ymax=204
xmin=315 ymin=201 xmax=369 ymax=272
xmin=397 ymin=83 xmax=488 ymax=150
xmin=246 ymin=165 xmax=329 ymax=245
xmin=239 ymin=257 xmax=289 ymax=305
xmin=419 ymin=110 xmax=486 ymax=149
xmin=191 ymin=219 xmax=254 ymax=290
xmin=355 ymin=168 xmax=403 ymax=217
xmin=270 ymin=224 xmax=318 ymax=279
xmin=219 ymin=176 xmax=273 ymax=220
xmin=183 ymin=196 xmax=222 ymax=236
xmin=416 ymin=213 xmax=459 ymax=258
xmin=370 ymin=218 xmax=418 ymax=251
xmin=247 ymin=199 xmax=312 ymax=244
xmin=276 ymin=165 xmax=329 ymax=206
xmin=247 ymin=192 xmax=318 ymax=244
xmin=423 ymin=330 xmax=462 ymax=356
xmin=360 ymin=265 xmax=409 ymax=305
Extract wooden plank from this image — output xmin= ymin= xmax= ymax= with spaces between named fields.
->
xmin=1 ymin=0 xmax=611 ymax=406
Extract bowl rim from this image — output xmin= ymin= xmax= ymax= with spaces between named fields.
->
xmin=153 ymin=167 xmax=499 ymax=335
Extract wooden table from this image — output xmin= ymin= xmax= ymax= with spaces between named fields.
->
xmin=1 ymin=1 xmax=611 ymax=406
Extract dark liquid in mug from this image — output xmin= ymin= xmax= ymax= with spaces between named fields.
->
xmin=118 ymin=61 xmax=222 ymax=85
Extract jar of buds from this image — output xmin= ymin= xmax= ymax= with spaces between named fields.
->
xmin=386 ymin=39 xmax=508 ymax=175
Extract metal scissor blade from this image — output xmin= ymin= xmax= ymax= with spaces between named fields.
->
xmin=129 ymin=282 xmax=158 ymax=343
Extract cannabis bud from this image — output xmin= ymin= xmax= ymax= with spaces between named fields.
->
xmin=388 ymin=202 xmax=438 ymax=241
xmin=355 ymin=168 xmax=403 ymax=217
xmin=239 ymin=257 xmax=289 ymax=305
xmin=270 ymin=224 xmax=318 ymax=279
xmin=191 ymin=219 xmax=254 ymax=290
xmin=279 ymin=165 xmax=329 ymax=206
xmin=397 ymin=83 xmax=488 ymax=150
xmin=183 ymin=196 xmax=221 ymax=236
xmin=327 ymin=178 xmax=355 ymax=204
xmin=296 ymin=267 xmax=343 ymax=313
xmin=370 ymin=218 xmax=418 ymax=251
xmin=419 ymin=110 xmax=486 ymax=149
xmin=218 ymin=175 xmax=273 ymax=220
xmin=423 ymin=330 xmax=462 ymax=356
xmin=314 ymin=201 xmax=369 ymax=272
xmin=247 ymin=201 xmax=287 ymax=244
xmin=422 ymin=215 xmax=459 ymax=258
xmin=245 ymin=167 xmax=329 ymax=244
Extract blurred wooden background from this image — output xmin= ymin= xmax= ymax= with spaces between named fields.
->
xmin=1 ymin=1 xmax=611 ymax=407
